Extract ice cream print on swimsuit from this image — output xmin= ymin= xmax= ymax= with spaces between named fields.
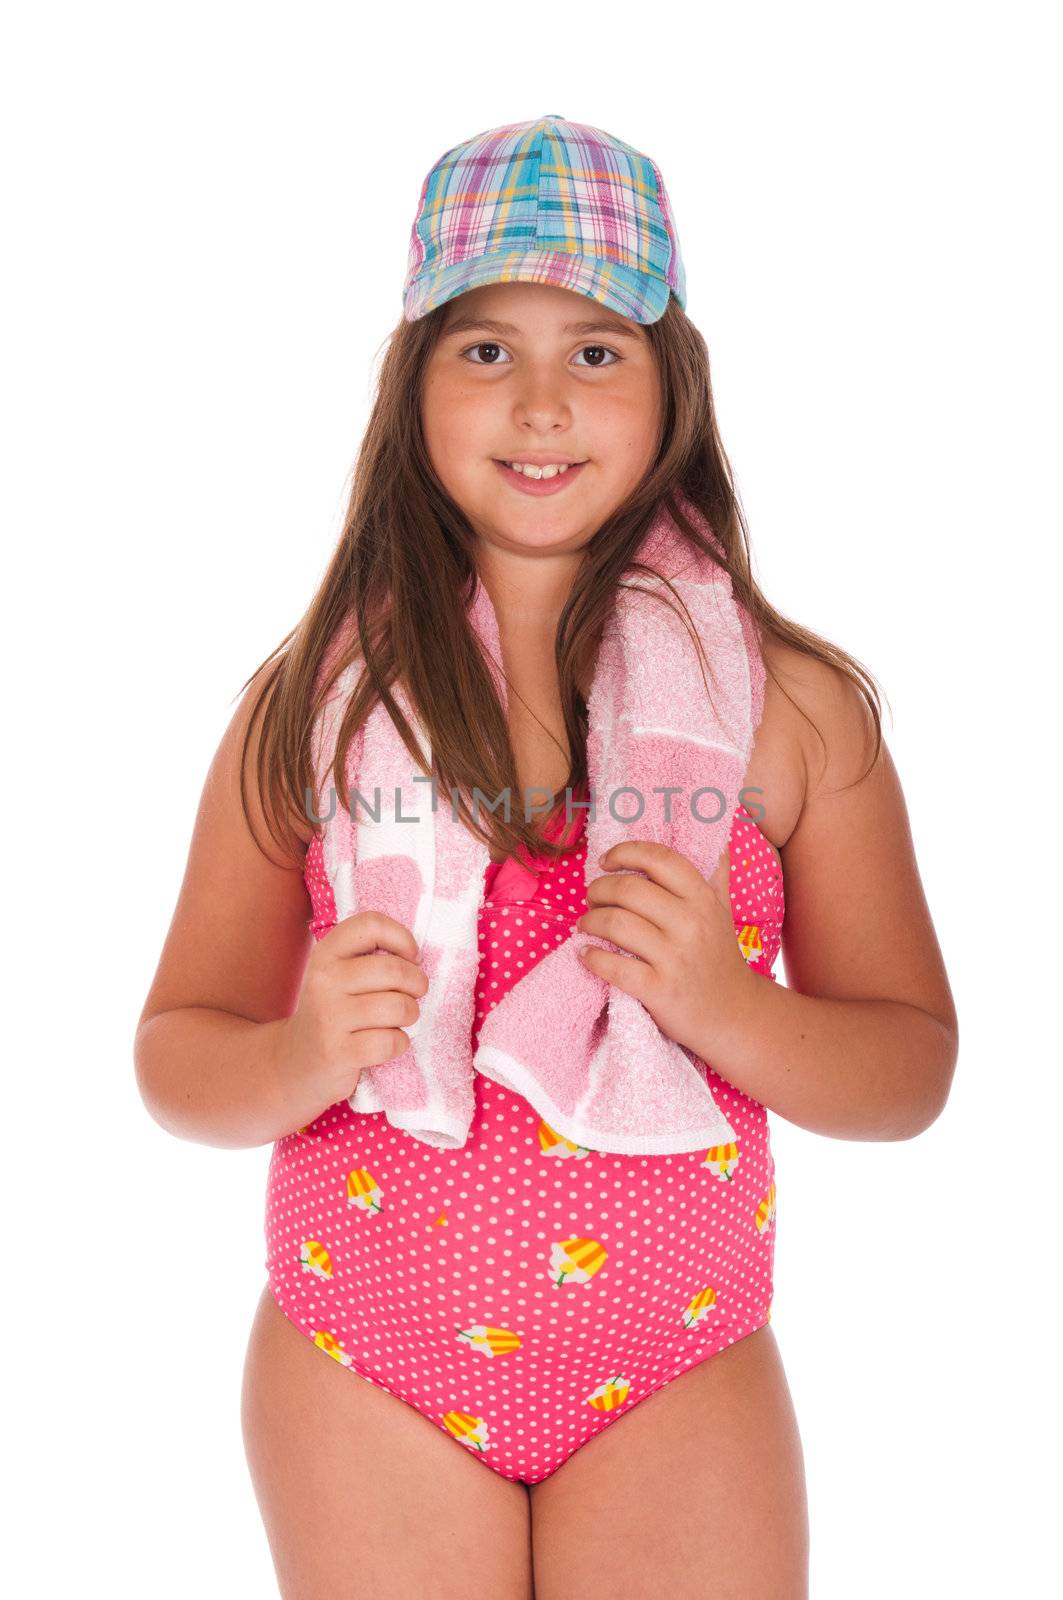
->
xmin=265 ymin=779 xmax=783 ymax=1482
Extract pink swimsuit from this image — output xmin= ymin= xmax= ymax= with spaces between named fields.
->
xmin=264 ymin=798 xmax=784 ymax=1484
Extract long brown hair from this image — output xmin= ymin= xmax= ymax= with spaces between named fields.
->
xmin=237 ymin=295 xmax=885 ymax=868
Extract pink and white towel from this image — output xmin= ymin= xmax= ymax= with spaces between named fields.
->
xmin=309 ymin=492 xmax=766 ymax=1155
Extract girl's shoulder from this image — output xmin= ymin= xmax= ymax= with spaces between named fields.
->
xmin=232 ymin=659 xmax=317 ymax=866
xmin=746 ymin=635 xmax=880 ymax=854
xmin=762 ymin=635 xmax=956 ymax=1048
xmin=765 ymin=634 xmax=880 ymax=792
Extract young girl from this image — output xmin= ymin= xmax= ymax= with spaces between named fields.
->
xmin=135 ymin=115 xmax=958 ymax=1598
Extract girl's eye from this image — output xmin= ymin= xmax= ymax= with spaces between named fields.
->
xmin=461 ymin=342 xmax=511 ymax=365
xmin=460 ymin=342 xmax=621 ymax=368
xmin=573 ymin=345 xmax=620 ymax=367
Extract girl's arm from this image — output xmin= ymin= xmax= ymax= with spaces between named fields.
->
xmin=133 ymin=665 xmax=321 ymax=1149
xmin=694 ymin=655 xmax=959 ymax=1142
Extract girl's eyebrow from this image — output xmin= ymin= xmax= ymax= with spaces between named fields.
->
xmin=441 ymin=314 xmax=642 ymax=343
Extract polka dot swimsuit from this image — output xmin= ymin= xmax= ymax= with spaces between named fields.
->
xmin=264 ymin=797 xmax=785 ymax=1484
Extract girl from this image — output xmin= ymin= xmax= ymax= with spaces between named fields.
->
xmin=135 ymin=115 xmax=958 ymax=1598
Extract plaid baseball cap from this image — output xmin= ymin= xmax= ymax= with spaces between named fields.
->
xmin=402 ymin=114 xmax=686 ymax=326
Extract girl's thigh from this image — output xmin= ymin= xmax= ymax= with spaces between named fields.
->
xmin=240 ymin=1284 xmax=534 ymax=1600
xmin=528 ymin=1324 xmax=809 ymax=1600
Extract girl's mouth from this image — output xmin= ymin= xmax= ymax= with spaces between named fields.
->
xmin=493 ymin=460 xmax=588 ymax=497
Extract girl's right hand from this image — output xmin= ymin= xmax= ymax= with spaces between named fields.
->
xmin=272 ymin=911 xmax=429 ymax=1123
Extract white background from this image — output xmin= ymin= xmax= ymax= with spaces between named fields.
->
xmin=4 ymin=1 xmax=1059 ymax=1594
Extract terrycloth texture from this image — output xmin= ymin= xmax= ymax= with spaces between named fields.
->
xmin=310 ymin=493 xmax=766 ymax=1154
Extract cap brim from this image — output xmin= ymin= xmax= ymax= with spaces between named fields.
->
xmin=403 ymin=250 xmax=673 ymax=326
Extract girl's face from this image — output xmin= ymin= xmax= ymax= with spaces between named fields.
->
xmin=421 ymin=281 xmax=662 ymax=557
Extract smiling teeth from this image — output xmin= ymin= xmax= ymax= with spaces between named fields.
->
xmin=505 ymin=461 xmax=573 ymax=479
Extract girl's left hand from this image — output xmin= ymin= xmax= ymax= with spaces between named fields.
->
xmin=576 ymin=838 xmax=754 ymax=1060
